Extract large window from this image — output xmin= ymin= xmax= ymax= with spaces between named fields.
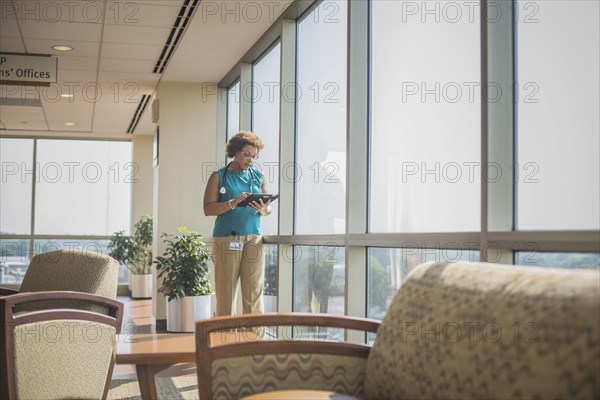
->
xmin=516 ymin=0 xmax=600 ymax=230
xmin=368 ymin=247 xmax=480 ymax=320
xmin=0 ymin=138 xmax=132 ymax=284
xmin=252 ymin=43 xmax=281 ymax=235
xmin=35 ymin=140 xmax=131 ymax=235
xmin=370 ymin=0 xmax=481 ymax=232
xmin=227 ymin=81 xmax=241 ymax=139
xmin=515 ymin=252 xmax=599 ymax=269
xmin=0 ymin=138 xmax=33 ymax=234
xmin=293 ymin=244 xmax=345 ymax=315
xmin=216 ymin=0 xmax=599 ymax=331
xmin=295 ymin=0 xmax=347 ymax=234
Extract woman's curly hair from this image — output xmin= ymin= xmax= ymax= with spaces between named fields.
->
xmin=226 ymin=131 xmax=265 ymax=158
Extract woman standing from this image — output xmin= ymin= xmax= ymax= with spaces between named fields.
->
xmin=203 ymin=131 xmax=272 ymax=317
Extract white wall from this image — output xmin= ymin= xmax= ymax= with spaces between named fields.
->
xmin=152 ymin=82 xmax=218 ymax=320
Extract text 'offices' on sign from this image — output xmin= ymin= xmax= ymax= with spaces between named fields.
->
xmin=0 ymin=53 xmax=58 ymax=86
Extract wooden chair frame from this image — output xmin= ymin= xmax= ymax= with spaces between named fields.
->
xmin=195 ymin=313 xmax=380 ymax=400
xmin=0 ymin=291 xmax=123 ymax=400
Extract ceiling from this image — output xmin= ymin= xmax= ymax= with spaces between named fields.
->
xmin=0 ymin=0 xmax=293 ymax=138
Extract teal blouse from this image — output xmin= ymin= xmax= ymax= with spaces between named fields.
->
xmin=213 ymin=166 xmax=263 ymax=237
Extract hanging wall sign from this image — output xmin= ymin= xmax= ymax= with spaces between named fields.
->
xmin=0 ymin=53 xmax=58 ymax=86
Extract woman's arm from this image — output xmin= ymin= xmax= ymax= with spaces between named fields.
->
xmin=248 ymin=171 xmax=272 ymax=216
xmin=203 ymin=172 xmax=248 ymax=216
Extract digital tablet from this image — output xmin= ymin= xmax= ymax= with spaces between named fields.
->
xmin=237 ymin=194 xmax=279 ymax=207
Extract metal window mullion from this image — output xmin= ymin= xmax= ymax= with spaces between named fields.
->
xmin=482 ymin=0 xmax=515 ymax=264
xmin=277 ymin=18 xmax=298 ymax=314
xmin=29 ymin=139 xmax=38 ymax=259
xmin=345 ymin=0 xmax=370 ymax=343
xmin=239 ymin=64 xmax=252 ymax=131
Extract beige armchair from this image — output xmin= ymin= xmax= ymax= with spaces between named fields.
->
xmin=0 ymin=291 xmax=123 ymax=399
xmin=0 ymin=249 xmax=123 ymax=399
xmin=0 ymin=249 xmax=119 ymax=313
xmin=195 ymin=261 xmax=600 ymax=399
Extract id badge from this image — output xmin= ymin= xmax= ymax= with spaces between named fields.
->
xmin=229 ymin=241 xmax=243 ymax=251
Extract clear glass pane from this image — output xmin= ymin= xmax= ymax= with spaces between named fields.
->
xmin=293 ymin=245 xmax=345 ymax=315
xmin=515 ymin=251 xmax=599 ymax=269
xmin=252 ymin=43 xmax=281 ymax=235
xmin=295 ymin=0 xmax=347 ymax=234
xmin=370 ymin=0 xmax=481 ymax=232
xmin=263 ymin=244 xmax=278 ymax=313
xmin=227 ymin=81 xmax=240 ymax=139
xmin=0 ymin=239 xmax=31 ymax=284
xmin=516 ymin=1 xmax=600 ymax=230
xmin=0 ymin=138 xmax=33 ymax=234
xmin=34 ymin=140 xmax=132 ymax=235
xmin=367 ymin=247 xmax=480 ymax=320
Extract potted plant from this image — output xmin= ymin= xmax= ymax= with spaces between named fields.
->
xmin=108 ymin=214 xmax=153 ymax=299
xmin=155 ymin=226 xmax=213 ymax=332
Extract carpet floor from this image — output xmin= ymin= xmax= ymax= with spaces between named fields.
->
xmin=108 ymin=376 xmax=199 ymax=400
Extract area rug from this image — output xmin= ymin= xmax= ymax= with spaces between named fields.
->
xmin=108 ymin=376 xmax=199 ymax=400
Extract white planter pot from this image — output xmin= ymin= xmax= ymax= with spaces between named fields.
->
xmin=167 ymin=295 xmax=211 ymax=332
xmin=131 ymin=274 xmax=153 ymax=299
xmin=263 ymin=295 xmax=277 ymax=313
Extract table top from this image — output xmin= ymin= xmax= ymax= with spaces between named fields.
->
xmin=115 ymin=332 xmax=258 ymax=365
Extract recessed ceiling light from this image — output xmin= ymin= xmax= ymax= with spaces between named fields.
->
xmin=64 ymin=122 xmax=76 ymax=126
xmin=52 ymin=45 xmax=73 ymax=52
xmin=60 ymin=94 xmax=74 ymax=98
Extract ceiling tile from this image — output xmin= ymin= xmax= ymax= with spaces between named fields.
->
xmin=58 ymin=56 xmax=98 ymax=71
xmin=26 ymin=39 xmax=100 ymax=57
xmin=97 ymin=72 xmax=159 ymax=88
xmin=0 ymin=84 xmax=41 ymax=101
xmin=0 ymin=105 xmax=48 ymax=130
xmin=99 ymin=57 xmax=156 ymax=73
xmin=20 ymin=21 xmax=102 ymax=42
xmin=7 ymin=1 xmax=104 ymax=24
xmin=101 ymin=42 xmax=162 ymax=61
xmin=0 ymin=14 xmax=20 ymax=38
xmin=103 ymin=25 xmax=171 ymax=46
xmin=105 ymin=2 xmax=184 ymax=28
xmin=0 ymin=37 xmax=26 ymax=53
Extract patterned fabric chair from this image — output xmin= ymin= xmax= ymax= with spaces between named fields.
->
xmin=195 ymin=261 xmax=600 ymax=399
xmin=0 ymin=249 xmax=123 ymax=399
xmin=0 ymin=249 xmax=120 ymax=313
xmin=0 ymin=291 xmax=123 ymax=399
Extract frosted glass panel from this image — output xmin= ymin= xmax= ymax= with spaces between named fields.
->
xmin=370 ymin=0 xmax=480 ymax=232
xmin=0 ymin=138 xmax=33 ymax=234
xmin=252 ymin=44 xmax=281 ymax=235
xmin=516 ymin=0 xmax=600 ymax=230
xmin=34 ymin=140 xmax=132 ymax=235
xmin=227 ymin=81 xmax=240 ymax=139
xmin=295 ymin=0 xmax=347 ymax=234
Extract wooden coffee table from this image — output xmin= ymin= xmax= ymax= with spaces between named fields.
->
xmin=115 ymin=332 xmax=255 ymax=400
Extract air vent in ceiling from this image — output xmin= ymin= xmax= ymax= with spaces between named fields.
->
xmin=153 ymin=0 xmax=199 ymax=74
xmin=127 ymin=94 xmax=150 ymax=134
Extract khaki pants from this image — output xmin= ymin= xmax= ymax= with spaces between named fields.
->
xmin=212 ymin=234 xmax=264 ymax=317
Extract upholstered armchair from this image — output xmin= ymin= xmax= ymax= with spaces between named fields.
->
xmin=195 ymin=261 xmax=600 ymax=400
xmin=0 ymin=249 xmax=119 ymax=313
xmin=0 ymin=249 xmax=123 ymax=399
xmin=0 ymin=291 xmax=123 ymax=399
